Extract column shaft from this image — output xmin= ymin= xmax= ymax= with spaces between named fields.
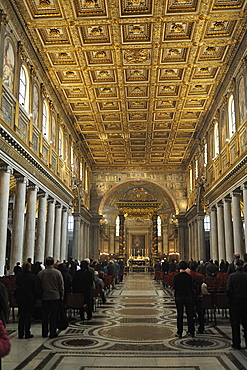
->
xmin=216 ymin=202 xmax=226 ymax=261
xmin=23 ymin=184 xmax=38 ymax=262
xmin=53 ymin=203 xmax=62 ymax=262
xmin=210 ymin=206 xmax=218 ymax=261
xmin=72 ymin=215 xmax=80 ymax=260
xmin=10 ymin=176 xmax=28 ymax=272
xmin=35 ymin=193 xmax=47 ymax=263
xmin=243 ymin=184 xmax=247 ymax=253
xmin=45 ymin=198 xmax=55 ymax=258
xmin=198 ymin=215 xmax=206 ymax=261
xmin=0 ymin=166 xmax=11 ymax=275
xmin=223 ymin=197 xmax=234 ymax=263
xmin=194 ymin=220 xmax=198 ymax=262
xmin=232 ymin=190 xmax=244 ymax=255
xmin=60 ymin=207 xmax=68 ymax=262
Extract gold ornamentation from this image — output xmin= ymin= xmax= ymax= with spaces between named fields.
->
xmin=168 ymin=48 xmax=179 ymax=55
xmin=171 ymin=23 xmax=184 ymax=32
xmin=38 ymin=0 xmax=51 ymax=8
xmin=125 ymin=50 xmax=149 ymax=64
xmin=49 ymin=29 xmax=60 ymax=36
xmin=213 ymin=21 xmax=225 ymax=30
xmin=206 ymin=46 xmax=216 ymax=54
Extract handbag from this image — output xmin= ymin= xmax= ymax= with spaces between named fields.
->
xmin=57 ymin=300 xmax=68 ymax=331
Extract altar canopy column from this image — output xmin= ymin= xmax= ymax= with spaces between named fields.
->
xmin=45 ymin=197 xmax=55 ymax=258
xmin=216 ymin=201 xmax=226 ymax=261
xmin=197 ymin=214 xmax=206 ymax=262
xmin=60 ymin=206 xmax=68 ymax=262
xmin=10 ymin=175 xmax=28 ymax=272
xmin=209 ymin=206 xmax=218 ymax=261
xmin=119 ymin=212 xmax=125 ymax=258
xmin=0 ymin=165 xmax=12 ymax=275
xmin=23 ymin=184 xmax=38 ymax=263
xmin=223 ymin=196 xmax=234 ymax=263
xmin=232 ymin=189 xmax=244 ymax=255
xmin=243 ymin=183 xmax=247 ymax=252
xmin=35 ymin=192 xmax=47 ymax=263
xmin=152 ymin=213 xmax=158 ymax=258
xmin=72 ymin=214 xmax=80 ymax=261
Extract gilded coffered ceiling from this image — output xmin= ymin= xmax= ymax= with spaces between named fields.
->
xmin=12 ymin=0 xmax=247 ymax=168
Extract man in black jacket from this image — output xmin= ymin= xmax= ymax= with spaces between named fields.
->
xmin=72 ymin=260 xmax=93 ymax=320
xmin=174 ymin=260 xmax=195 ymax=338
xmin=227 ymin=259 xmax=247 ymax=349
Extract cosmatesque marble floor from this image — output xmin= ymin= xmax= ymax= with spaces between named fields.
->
xmin=3 ymin=272 xmax=247 ymax=370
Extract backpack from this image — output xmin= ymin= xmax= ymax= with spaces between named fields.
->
xmin=192 ymin=276 xmax=201 ymax=297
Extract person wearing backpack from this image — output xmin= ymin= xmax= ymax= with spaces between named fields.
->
xmin=189 ymin=261 xmax=205 ymax=334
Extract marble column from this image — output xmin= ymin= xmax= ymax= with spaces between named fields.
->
xmin=119 ymin=212 xmax=125 ymax=258
xmin=209 ymin=206 xmax=218 ymax=261
xmin=232 ymin=189 xmax=244 ymax=255
xmin=216 ymin=201 xmax=226 ymax=261
xmin=109 ymin=225 xmax=115 ymax=255
xmin=79 ymin=219 xmax=85 ymax=261
xmin=0 ymin=165 xmax=12 ymax=275
xmin=72 ymin=214 xmax=80 ymax=260
xmin=23 ymin=184 xmax=38 ymax=263
xmin=152 ymin=213 xmax=158 ymax=258
xmin=10 ymin=175 xmax=28 ymax=272
xmin=243 ymin=183 xmax=247 ymax=253
xmin=86 ymin=223 xmax=90 ymax=258
xmin=60 ymin=207 xmax=68 ymax=262
xmin=45 ymin=197 xmax=55 ymax=258
xmin=176 ymin=215 xmax=188 ymax=261
xmin=53 ymin=202 xmax=62 ymax=262
xmin=223 ymin=196 xmax=234 ymax=263
xmin=191 ymin=221 xmax=195 ymax=260
xmin=188 ymin=223 xmax=192 ymax=261
xmin=197 ymin=214 xmax=206 ymax=261
xmin=162 ymin=224 xmax=169 ymax=255
xmin=35 ymin=192 xmax=47 ymax=263
xmin=194 ymin=219 xmax=198 ymax=262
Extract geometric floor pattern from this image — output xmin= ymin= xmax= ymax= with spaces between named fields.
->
xmin=4 ymin=272 xmax=247 ymax=369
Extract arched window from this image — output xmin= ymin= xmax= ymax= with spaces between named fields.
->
xmin=42 ymin=101 xmax=48 ymax=137
xmin=228 ymin=94 xmax=236 ymax=138
xmin=157 ymin=215 xmax=161 ymax=237
xmin=214 ymin=120 xmax=219 ymax=157
xmin=116 ymin=216 xmax=120 ymax=237
xmin=19 ymin=65 xmax=28 ymax=111
xmin=58 ymin=127 xmax=63 ymax=157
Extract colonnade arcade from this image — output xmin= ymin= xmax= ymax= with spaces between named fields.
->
xmin=208 ymin=181 xmax=247 ymax=263
xmin=0 ymin=158 xmax=73 ymax=275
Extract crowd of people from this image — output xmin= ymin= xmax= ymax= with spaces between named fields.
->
xmin=154 ymin=253 xmax=247 ymax=349
xmin=11 ymin=256 xmax=125 ymax=340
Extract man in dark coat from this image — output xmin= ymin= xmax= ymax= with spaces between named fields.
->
xmin=16 ymin=262 xmax=41 ymax=339
xmin=72 ymin=260 xmax=94 ymax=320
xmin=174 ymin=260 xmax=195 ymax=338
xmin=189 ymin=261 xmax=204 ymax=334
xmin=227 ymin=259 xmax=247 ymax=349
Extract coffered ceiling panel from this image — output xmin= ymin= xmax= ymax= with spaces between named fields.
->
xmin=13 ymin=0 xmax=247 ymax=168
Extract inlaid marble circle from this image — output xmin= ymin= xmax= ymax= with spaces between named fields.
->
xmin=169 ymin=337 xmax=230 ymax=350
xmin=99 ymin=325 xmax=174 ymax=341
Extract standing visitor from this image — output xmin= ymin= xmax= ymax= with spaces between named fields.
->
xmin=227 ymin=259 xmax=247 ymax=349
xmin=16 ymin=262 xmax=40 ymax=339
xmin=174 ymin=260 xmax=195 ymax=338
xmin=38 ymin=257 xmax=64 ymax=339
